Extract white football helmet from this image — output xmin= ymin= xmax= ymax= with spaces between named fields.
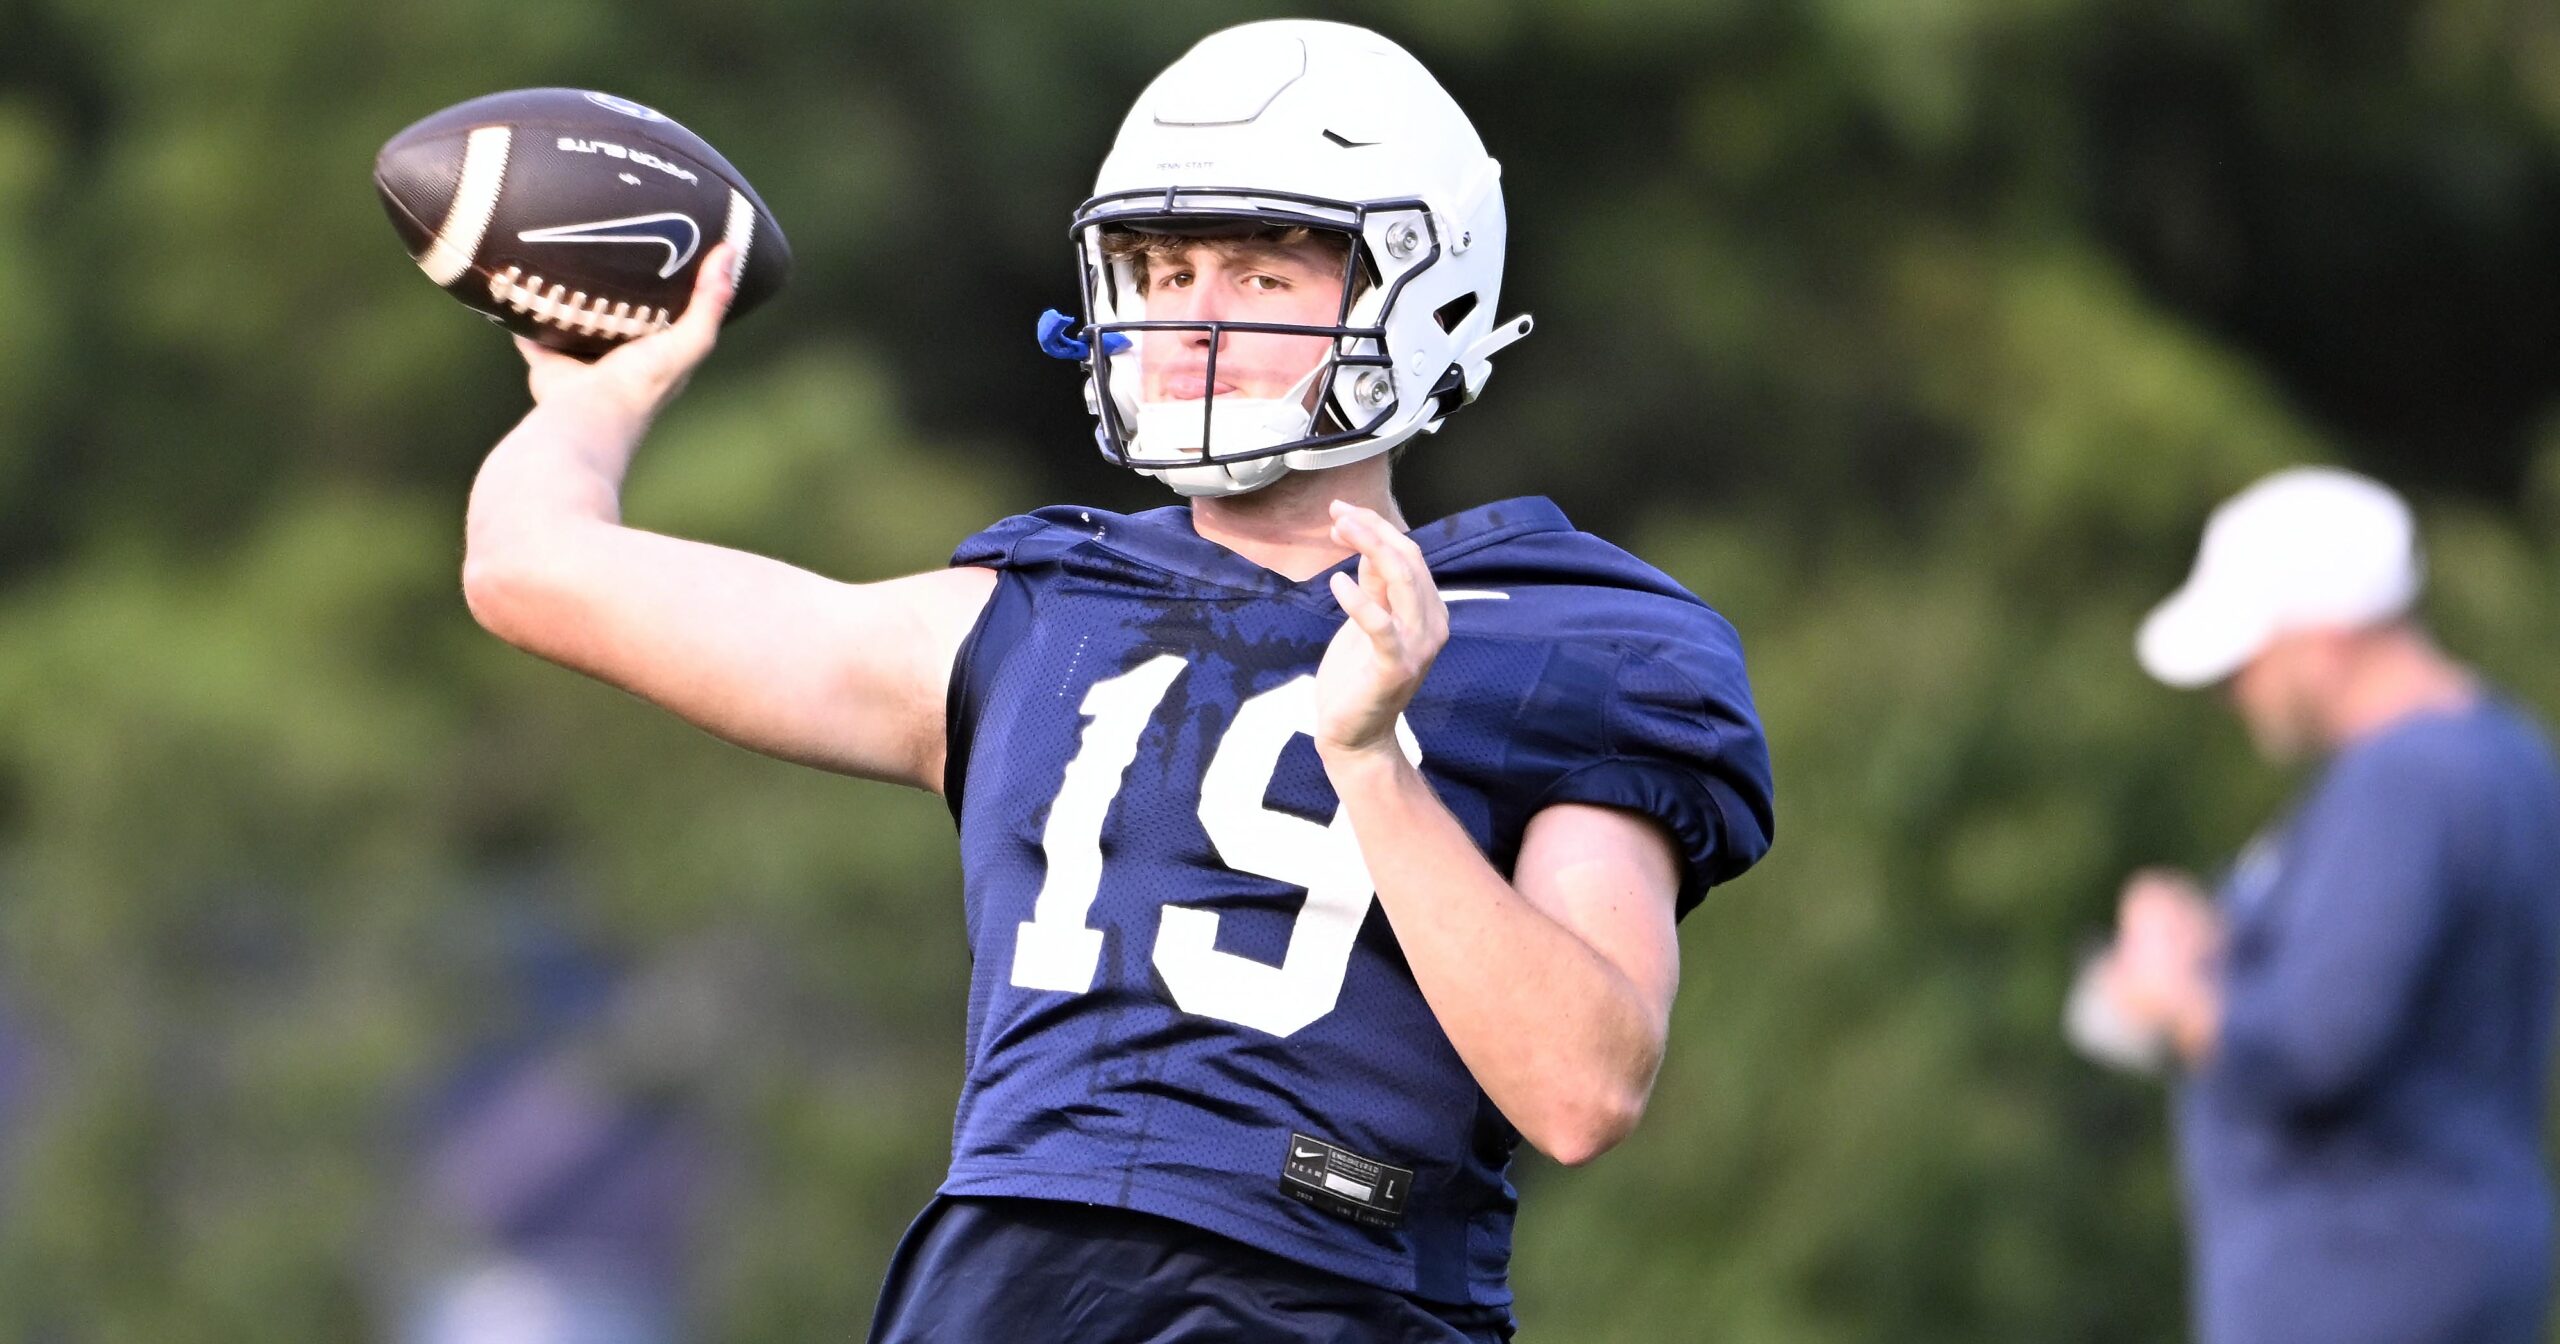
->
xmin=1066 ymin=20 xmax=1534 ymax=497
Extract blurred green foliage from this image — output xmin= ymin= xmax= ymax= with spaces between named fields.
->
xmin=1 ymin=0 xmax=2557 ymax=1338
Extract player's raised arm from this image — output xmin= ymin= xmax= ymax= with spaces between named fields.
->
xmin=460 ymin=244 xmax=996 ymax=792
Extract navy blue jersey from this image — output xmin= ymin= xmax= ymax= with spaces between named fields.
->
xmin=937 ymin=497 xmax=1773 ymax=1309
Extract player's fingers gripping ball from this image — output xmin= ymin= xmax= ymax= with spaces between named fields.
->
xmin=517 ymin=244 xmax=739 ymax=413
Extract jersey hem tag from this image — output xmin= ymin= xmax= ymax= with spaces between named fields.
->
xmin=1280 ymin=1132 xmax=1412 ymax=1230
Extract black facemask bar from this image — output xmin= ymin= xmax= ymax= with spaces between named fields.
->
xmin=1069 ymin=185 xmax=1449 ymax=471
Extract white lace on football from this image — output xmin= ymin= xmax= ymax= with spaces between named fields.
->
xmin=721 ymin=189 xmax=756 ymax=279
xmin=487 ymin=266 xmax=673 ymax=341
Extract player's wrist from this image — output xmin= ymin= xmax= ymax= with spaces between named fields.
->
xmin=529 ymin=375 xmax=662 ymax=450
xmin=1314 ymin=734 xmax=1417 ymax=786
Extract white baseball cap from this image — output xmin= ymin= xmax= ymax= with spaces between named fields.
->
xmin=2136 ymin=467 xmax=2424 ymax=689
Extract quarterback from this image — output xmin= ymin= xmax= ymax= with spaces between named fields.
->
xmin=461 ymin=20 xmax=1774 ymax=1341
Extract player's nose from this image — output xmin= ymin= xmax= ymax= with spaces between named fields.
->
xmin=1163 ymin=274 xmax=1241 ymax=343
xmin=1180 ymin=310 xmax=1233 ymax=352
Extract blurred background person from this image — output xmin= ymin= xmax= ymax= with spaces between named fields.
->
xmin=2083 ymin=466 xmax=2560 ymax=1344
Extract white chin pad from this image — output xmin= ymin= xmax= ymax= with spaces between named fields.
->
xmin=1130 ymin=396 xmax=1316 ymax=464
xmin=1124 ymin=357 xmax=1327 ymax=457
xmin=1123 ymin=364 xmax=1329 ymax=497
xmin=1126 ymin=398 xmax=1308 ymax=497
xmin=1143 ymin=457 xmax=1291 ymax=497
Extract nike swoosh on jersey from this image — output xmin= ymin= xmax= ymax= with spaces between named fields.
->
xmin=517 ymin=211 xmax=703 ymax=278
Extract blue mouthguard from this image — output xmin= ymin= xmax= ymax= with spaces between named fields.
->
xmin=1037 ymin=309 xmax=1132 ymax=361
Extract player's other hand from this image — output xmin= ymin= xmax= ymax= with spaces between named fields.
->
xmin=1315 ymin=500 xmax=1446 ymax=762
xmin=518 ymin=243 xmax=741 ymax=421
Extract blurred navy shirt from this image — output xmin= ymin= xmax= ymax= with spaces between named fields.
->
xmin=2178 ymin=695 xmax=2560 ymax=1344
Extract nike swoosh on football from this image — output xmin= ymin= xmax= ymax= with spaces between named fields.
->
xmin=517 ymin=211 xmax=703 ymax=278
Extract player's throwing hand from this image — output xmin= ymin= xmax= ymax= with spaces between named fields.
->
xmin=517 ymin=242 xmax=741 ymax=421
xmin=1316 ymin=499 xmax=1448 ymax=760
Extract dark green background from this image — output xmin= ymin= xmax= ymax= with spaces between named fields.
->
xmin=3 ymin=0 xmax=2558 ymax=1337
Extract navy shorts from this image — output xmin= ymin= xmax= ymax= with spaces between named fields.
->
xmin=867 ymin=1195 xmax=1515 ymax=1343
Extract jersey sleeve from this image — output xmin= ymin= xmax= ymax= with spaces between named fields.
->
xmin=1530 ymin=614 xmax=1775 ymax=917
xmin=950 ymin=514 xmax=1059 ymax=570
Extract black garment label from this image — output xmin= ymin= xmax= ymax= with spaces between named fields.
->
xmin=1279 ymin=1132 xmax=1412 ymax=1230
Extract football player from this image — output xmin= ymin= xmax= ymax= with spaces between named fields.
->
xmin=462 ymin=20 xmax=1775 ymax=1342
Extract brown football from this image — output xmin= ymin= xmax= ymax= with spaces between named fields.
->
xmin=375 ymin=88 xmax=791 ymax=356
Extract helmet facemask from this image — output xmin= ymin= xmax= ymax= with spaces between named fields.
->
xmin=1073 ymin=191 xmax=1432 ymax=497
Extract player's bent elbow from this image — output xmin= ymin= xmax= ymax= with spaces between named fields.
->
xmin=459 ymin=539 xmax=572 ymax=651
xmin=460 ymin=550 xmax=524 ymax=639
xmin=1527 ymin=1089 xmax=1648 ymax=1168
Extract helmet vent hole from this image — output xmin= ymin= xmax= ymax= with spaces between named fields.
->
xmin=1432 ymin=292 xmax=1479 ymax=333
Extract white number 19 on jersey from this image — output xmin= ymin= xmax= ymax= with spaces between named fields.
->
xmin=1006 ymin=654 xmax=1421 ymax=1037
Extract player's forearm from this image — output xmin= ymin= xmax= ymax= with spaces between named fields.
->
xmin=1321 ymin=746 xmax=1665 ymax=1166
xmin=458 ymin=395 xmax=772 ymax=745
xmin=461 ymin=388 xmax=662 ymax=643
xmin=467 ymin=388 xmax=652 ymax=543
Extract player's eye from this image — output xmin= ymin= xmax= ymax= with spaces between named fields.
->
xmin=1245 ymin=274 xmax=1287 ymax=292
xmin=1159 ymin=269 xmax=1195 ymax=289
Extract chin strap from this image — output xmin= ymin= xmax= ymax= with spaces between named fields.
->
xmin=1426 ymin=314 xmax=1538 ymax=420
xmin=1463 ymin=313 xmax=1534 ymax=375
xmin=1037 ymin=309 xmax=1132 ymax=361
